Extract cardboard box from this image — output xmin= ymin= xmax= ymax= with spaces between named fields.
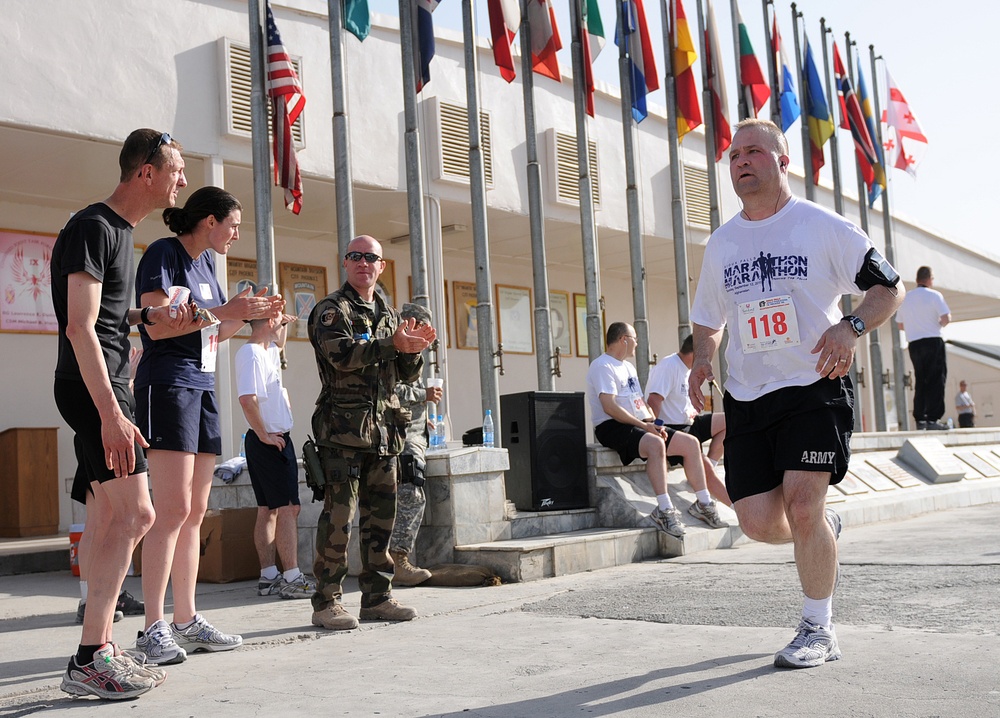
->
xmin=197 ymin=508 xmax=260 ymax=584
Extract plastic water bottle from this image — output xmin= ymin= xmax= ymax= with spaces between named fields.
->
xmin=239 ymin=432 xmax=246 ymax=458
xmin=435 ymin=414 xmax=447 ymax=451
xmin=483 ymin=409 xmax=494 ymax=448
xmin=428 ymin=414 xmax=439 ymax=451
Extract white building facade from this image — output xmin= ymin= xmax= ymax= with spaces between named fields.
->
xmin=3 ymin=0 xmax=999 ymax=531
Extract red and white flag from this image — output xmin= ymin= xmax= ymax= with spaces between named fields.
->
xmin=266 ymin=2 xmax=305 ymax=214
xmin=487 ymin=0 xmax=519 ymax=83
xmin=527 ymin=0 xmax=562 ymax=81
xmin=883 ymin=66 xmax=927 ymax=178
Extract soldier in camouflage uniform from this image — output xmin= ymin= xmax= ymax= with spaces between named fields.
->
xmin=307 ymin=236 xmax=436 ymax=630
xmin=389 ymin=303 xmax=444 ymax=586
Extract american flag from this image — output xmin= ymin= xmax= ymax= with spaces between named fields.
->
xmin=266 ymin=3 xmax=305 ymax=214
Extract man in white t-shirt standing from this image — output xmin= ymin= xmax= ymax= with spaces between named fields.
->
xmin=896 ymin=266 xmax=951 ymax=430
xmin=587 ymin=322 xmax=727 ymax=538
xmin=955 ymin=380 xmax=975 ymax=428
xmin=646 ymin=334 xmax=729 ymax=506
xmin=236 ymin=312 xmax=315 ymax=600
xmin=688 ymin=119 xmax=904 ymax=669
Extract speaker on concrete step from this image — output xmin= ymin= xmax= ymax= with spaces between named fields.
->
xmin=500 ymin=391 xmax=588 ymax=511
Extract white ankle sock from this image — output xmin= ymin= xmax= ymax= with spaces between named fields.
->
xmin=656 ymin=494 xmax=674 ymax=511
xmin=695 ymin=490 xmax=712 ymax=505
xmin=802 ymin=596 xmax=833 ymax=629
xmin=708 ymin=457 xmax=720 ymax=467
xmin=261 ymin=565 xmax=279 ymax=581
xmin=79 ymin=580 xmax=88 ymax=601
xmin=283 ymin=568 xmax=302 ymax=582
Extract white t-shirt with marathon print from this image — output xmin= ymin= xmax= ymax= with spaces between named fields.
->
xmin=691 ymin=197 xmax=872 ymax=402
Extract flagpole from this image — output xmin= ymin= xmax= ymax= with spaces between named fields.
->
xmin=328 ymin=0 xmax=355 ymax=284
xmin=869 ymin=44 xmax=910 ymax=431
xmin=397 ymin=0 xmax=431 ymax=313
xmin=791 ymin=4 xmax=813 ymax=201
xmin=819 ymin=19 xmax=842 ymax=215
xmin=819 ymin=17 xmax=863 ymax=429
xmin=461 ymin=0 xmax=501 ymax=436
xmin=615 ymin=0 xmax=652 ymax=385
xmin=728 ymin=0 xmax=747 ymax=120
xmin=696 ymin=0 xmax=720 ymax=231
xmin=660 ymin=0 xmax=693 ymax=351
xmin=762 ymin=0 xmax=778 ymax=125
xmin=520 ymin=0 xmax=556 ymax=390
xmin=846 ymin=32 xmax=887 ymax=432
xmin=570 ymin=0 xmax=604 ymax=362
xmin=248 ymin=0 xmax=276 ymax=290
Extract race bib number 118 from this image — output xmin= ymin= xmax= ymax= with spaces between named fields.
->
xmin=737 ymin=295 xmax=801 ymax=354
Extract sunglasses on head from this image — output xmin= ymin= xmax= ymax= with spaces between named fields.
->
xmin=345 ymin=251 xmax=382 ymax=263
xmin=140 ymin=132 xmax=171 ymax=171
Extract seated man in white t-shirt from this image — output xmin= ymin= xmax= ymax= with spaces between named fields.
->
xmin=236 ymin=312 xmax=315 ymax=600
xmin=586 ymin=322 xmax=728 ymax=538
xmin=646 ymin=334 xmax=730 ymax=506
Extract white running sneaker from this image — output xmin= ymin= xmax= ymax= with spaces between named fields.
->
xmin=135 ymin=619 xmax=187 ymax=665
xmin=114 ymin=644 xmax=167 ymax=687
xmin=687 ymin=500 xmax=729 ymax=529
xmin=773 ymin=618 xmax=842 ymax=668
xmin=171 ymin=614 xmax=242 ymax=653
xmin=60 ymin=643 xmax=155 ymax=700
xmin=649 ymin=507 xmax=685 ymax=537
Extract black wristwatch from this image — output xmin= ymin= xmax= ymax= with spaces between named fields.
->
xmin=842 ymin=315 xmax=865 ymax=337
xmin=140 ymin=306 xmax=156 ymax=326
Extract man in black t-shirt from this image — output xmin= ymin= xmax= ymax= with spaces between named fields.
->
xmin=52 ymin=129 xmax=194 ymax=700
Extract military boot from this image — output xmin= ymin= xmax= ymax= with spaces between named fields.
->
xmin=311 ymin=603 xmax=359 ymax=631
xmin=390 ymin=550 xmax=432 ymax=587
xmin=359 ymin=595 xmax=417 ymax=622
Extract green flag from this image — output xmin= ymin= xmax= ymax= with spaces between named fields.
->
xmin=343 ymin=0 xmax=370 ymax=42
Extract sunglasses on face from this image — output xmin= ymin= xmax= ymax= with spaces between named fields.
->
xmin=345 ymin=251 xmax=382 ymax=263
xmin=141 ymin=132 xmax=171 ymax=170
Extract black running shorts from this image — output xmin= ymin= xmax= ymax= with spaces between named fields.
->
xmin=722 ymin=377 xmax=854 ymax=504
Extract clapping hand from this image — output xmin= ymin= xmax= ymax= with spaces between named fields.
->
xmin=392 ymin=317 xmax=437 ymax=354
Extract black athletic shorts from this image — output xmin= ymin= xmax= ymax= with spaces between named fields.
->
xmin=136 ymin=385 xmax=222 ymax=455
xmin=54 ymin=378 xmax=148 ymax=493
xmin=722 ymin=377 xmax=854 ymax=504
xmin=245 ymin=430 xmax=300 ymax=509
xmin=594 ymin=419 xmax=677 ymax=466
xmin=666 ymin=413 xmax=714 ymax=444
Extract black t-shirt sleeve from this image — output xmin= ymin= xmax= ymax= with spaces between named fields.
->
xmin=56 ymin=217 xmax=113 ymax=283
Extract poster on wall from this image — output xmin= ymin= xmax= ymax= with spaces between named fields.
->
xmin=548 ymin=290 xmax=572 ymax=356
xmin=496 ymin=284 xmax=533 ymax=354
xmin=574 ymin=293 xmax=605 ymax=357
xmin=453 ymin=281 xmax=478 ymax=350
xmin=0 ymin=230 xmax=57 ymax=334
xmin=279 ymin=262 xmax=328 ymax=341
xmin=226 ymin=257 xmax=258 ymax=338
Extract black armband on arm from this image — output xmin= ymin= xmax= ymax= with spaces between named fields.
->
xmin=855 ymin=247 xmax=900 ymax=291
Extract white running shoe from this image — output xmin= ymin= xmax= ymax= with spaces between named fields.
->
xmin=649 ymin=507 xmax=685 ymax=537
xmin=687 ymin=500 xmax=729 ymax=529
xmin=135 ymin=619 xmax=187 ymax=665
xmin=171 ymin=614 xmax=242 ymax=653
xmin=773 ymin=618 xmax=842 ymax=668
xmin=60 ymin=643 xmax=155 ymax=700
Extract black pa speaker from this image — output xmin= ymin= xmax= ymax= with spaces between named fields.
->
xmin=500 ymin=391 xmax=588 ymax=511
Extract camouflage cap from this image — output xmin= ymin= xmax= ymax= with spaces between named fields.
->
xmin=400 ymin=302 xmax=432 ymax=325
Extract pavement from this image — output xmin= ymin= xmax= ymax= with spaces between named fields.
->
xmin=1 ymin=502 xmax=998 ymax=717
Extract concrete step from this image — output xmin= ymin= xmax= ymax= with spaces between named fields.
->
xmin=454 ymin=521 xmax=748 ymax=583
xmin=506 ymin=505 xmax=598 ymax=539
xmin=0 ymin=535 xmax=69 ymax=576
